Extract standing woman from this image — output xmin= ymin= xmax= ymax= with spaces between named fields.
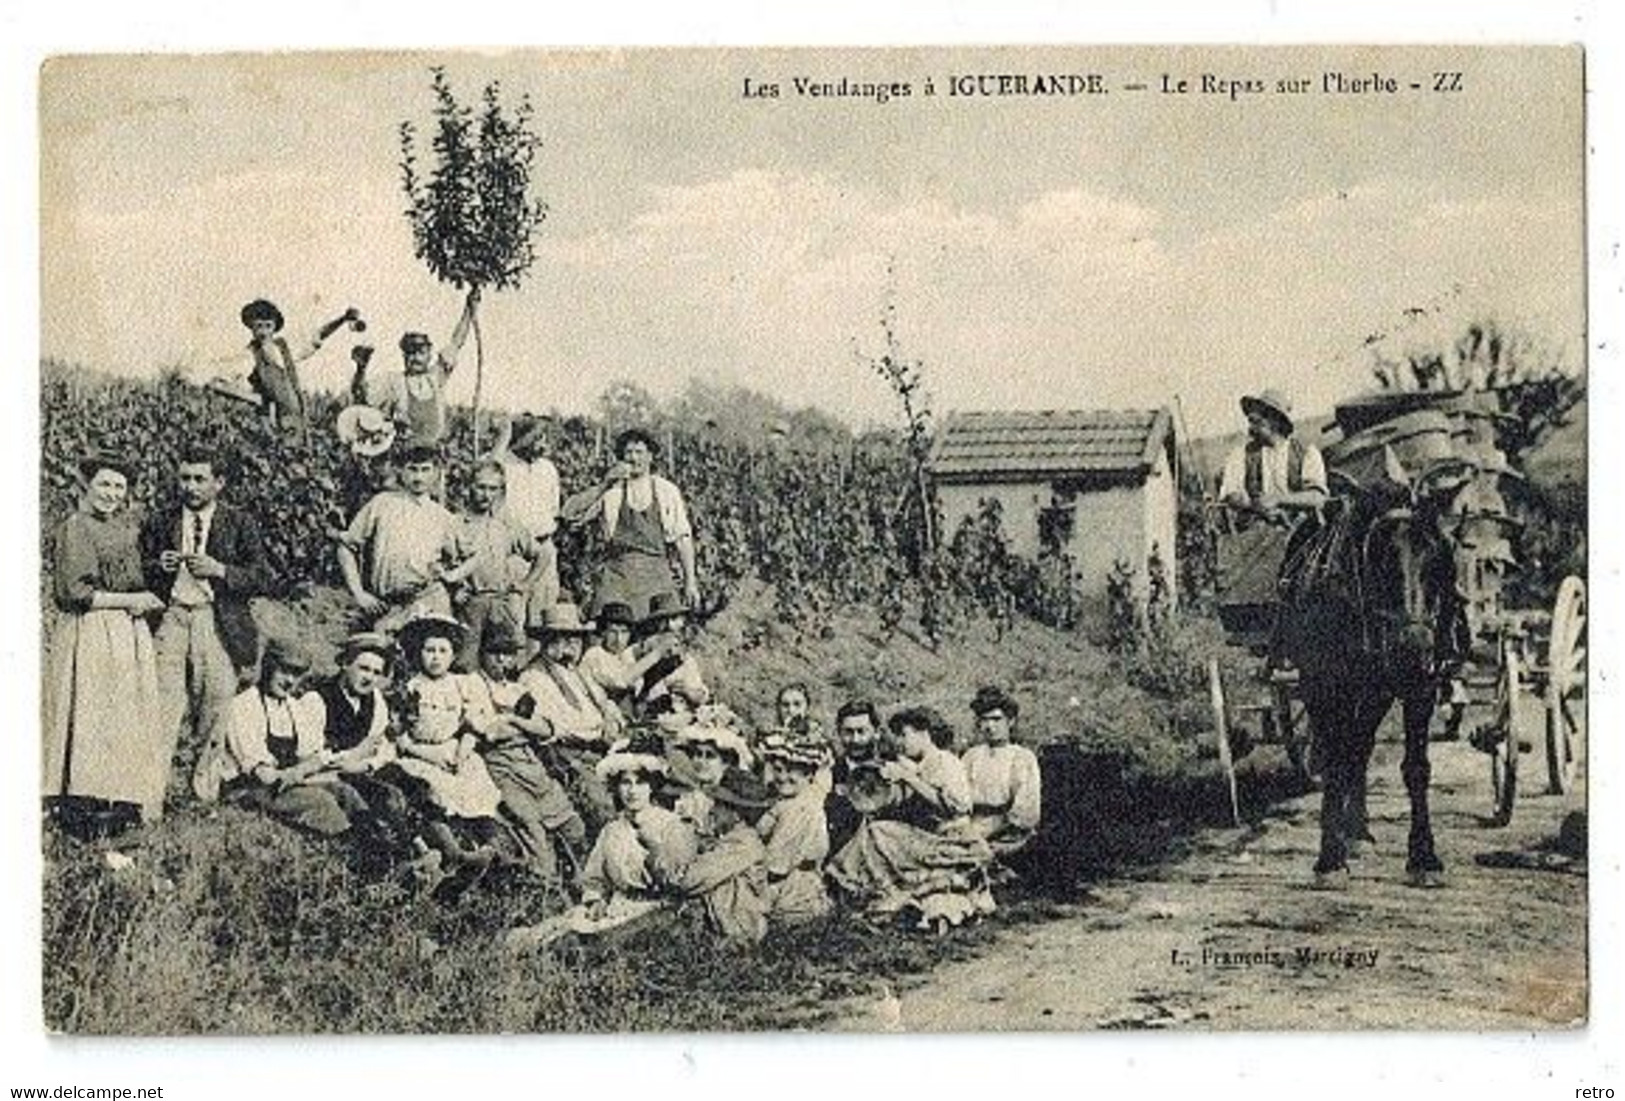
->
xmin=43 ymin=453 xmax=168 ymax=832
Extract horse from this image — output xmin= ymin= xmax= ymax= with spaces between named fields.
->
xmin=1277 ymin=470 xmax=1470 ymax=889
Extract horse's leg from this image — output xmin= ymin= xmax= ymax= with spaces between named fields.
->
xmin=1311 ymin=688 xmax=1358 ymax=883
xmin=1345 ymin=695 xmax=1383 ymax=856
xmin=1401 ymin=688 xmax=1445 ymax=886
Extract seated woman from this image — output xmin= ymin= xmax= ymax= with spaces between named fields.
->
xmin=464 ymin=617 xmax=588 ymax=884
xmin=826 ymin=706 xmax=995 ymax=932
xmin=773 ymin=682 xmax=822 ymax=741
xmin=508 ymin=733 xmax=698 ymax=947
xmin=664 ymin=719 xmax=753 ymax=837
xmin=219 ymin=638 xmax=367 ymax=837
xmin=960 ymin=686 xmax=1042 ymax=859
xmin=392 ymin=613 xmax=510 ymax=874
xmin=756 ymin=731 xmax=834 ymax=925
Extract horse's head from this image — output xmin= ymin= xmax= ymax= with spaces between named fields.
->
xmin=1354 ymin=472 xmax=1470 ymax=685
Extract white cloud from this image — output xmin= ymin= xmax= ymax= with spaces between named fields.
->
xmin=43 ymin=163 xmax=1580 ymax=444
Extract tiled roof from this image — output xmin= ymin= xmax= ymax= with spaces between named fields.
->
xmin=928 ymin=408 xmax=1173 ymax=481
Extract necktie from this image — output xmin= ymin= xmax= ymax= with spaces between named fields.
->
xmin=190 ymin=511 xmax=205 ymax=556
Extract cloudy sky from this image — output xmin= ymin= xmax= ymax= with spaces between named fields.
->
xmin=40 ymin=45 xmax=1583 ymax=436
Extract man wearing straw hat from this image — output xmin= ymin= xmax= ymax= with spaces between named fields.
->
xmin=1219 ymin=388 xmax=1329 ymax=525
xmin=1215 ymin=388 xmax=1329 ymax=635
xmin=518 ymin=602 xmax=624 ymax=832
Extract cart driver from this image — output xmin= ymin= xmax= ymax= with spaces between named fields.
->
xmin=1219 ymin=388 xmax=1329 ymax=526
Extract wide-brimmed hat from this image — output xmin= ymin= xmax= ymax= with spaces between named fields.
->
xmin=398 ymin=613 xmax=467 ymax=657
xmin=528 ymin=601 xmax=596 ymax=639
xmin=970 ymin=685 xmax=1020 ymax=720
xmin=673 ymin=721 xmax=753 ymax=769
xmin=643 ymin=592 xmax=688 ymax=623
xmin=758 ymin=731 xmax=827 ymax=772
xmin=240 ymin=299 xmax=285 ymax=332
xmin=338 ymin=630 xmax=396 ymax=666
xmin=336 ymin=404 xmax=398 ymax=458
xmin=261 ymin=636 xmax=312 ymax=675
xmin=707 ymin=767 xmax=777 ymax=815
xmin=480 ymin=617 xmax=526 ymax=655
xmin=613 ymin=426 xmax=661 ymax=458
xmin=596 ymin=602 xmax=638 ymax=629
xmin=1241 ymin=389 xmax=1295 ymax=436
xmin=596 ymin=732 xmax=670 ymax=782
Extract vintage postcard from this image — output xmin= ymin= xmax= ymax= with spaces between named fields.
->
xmin=34 ymin=43 xmax=1586 ymax=1042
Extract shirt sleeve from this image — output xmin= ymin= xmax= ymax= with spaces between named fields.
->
xmin=224 ymin=691 xmax=273 ymax=778
xmin=1008 ymin=747 xmax=1043 ymax=833
xmin=340 ymin=496 xmax=380 ymax=554
xmin=657 ymin=479 xmax=692 ymax=541
xmin=288 ymin=330 xmax=324 ymax=363
xmin=927 ymin=750 xmax=974 ymax=817
xmin=578 ymin=831 xmax=611 ymax=902
xmin=763 ymin=795 xmax=829 ymax=876
xmin=52 ymin=517 xmax=101 ymax=613
xmin=1219 ymin=445 xmax=1247 ymax=501
xmin=293 ymin=694 xmax=330 ymax=760
xmin=1300 ymin=444 xmax=1329 ymax=493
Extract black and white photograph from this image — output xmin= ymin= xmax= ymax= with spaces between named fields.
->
xmin=12 ymin=7 xmax=1620 ymax=1095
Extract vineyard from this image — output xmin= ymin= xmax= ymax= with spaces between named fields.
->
xmin=36 ymin=357 xmax=1587 ymax=1033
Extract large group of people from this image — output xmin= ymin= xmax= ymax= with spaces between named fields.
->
xmin=43 ymin=293 xmax=1050 ymax=943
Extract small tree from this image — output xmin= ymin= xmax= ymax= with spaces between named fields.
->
xmin=400 ymin=67 xmax=548 ymax=450
xmin=856 ymin=262 xmax=936 ymax=560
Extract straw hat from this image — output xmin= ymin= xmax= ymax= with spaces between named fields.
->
xmin=596 ymin=732 xmax=670 ymax=782
xmin=338 ymin=631 xmax=396 ymax=666
xmin=673 ymin=721 xmax=753 ymax=770
xmin=758 ymin=731 xmax=827 ymax=772
xmin=336 ymin=404 xmax=398 ymax=458
xmin=528 ymin=601 xmax=596 ymax=639
xmin=1241 ymin=389 xmax=1295 ymax=436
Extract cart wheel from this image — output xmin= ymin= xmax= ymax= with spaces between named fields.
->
xmin=1208 ymin=658 xmax=1241 ymax=827
xmin=1545 ymin=576 xmax=1585 ymax=795
xmin=1489 ymin=637 xmax=1521 ymax=827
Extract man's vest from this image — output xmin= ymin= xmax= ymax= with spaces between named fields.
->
xmin=1244 ymin=437 xmax=1308 ymax=500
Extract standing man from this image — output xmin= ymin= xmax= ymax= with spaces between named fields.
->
xmin=232 ymin=299 xmax=361 ymax=441
xmin=140 ymin=445 xmax=273 ymax=802
xmin=444 ymin=460 xmax=545 ymax=673
xmin=360 ymin=287 xmax=479 ymax=446
xmin=487 ymin=413 xmax=562 ymax=629
xmin=337 ymin=442 xmax=460 ymax=632
xmin=562 ymin=427 xmax=699 ymax=619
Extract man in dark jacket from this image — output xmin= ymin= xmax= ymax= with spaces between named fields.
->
xmin=141 ymin=445 xmax=273 ymax=802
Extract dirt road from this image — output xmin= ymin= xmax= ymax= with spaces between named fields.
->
xmin=832 ymin=739 xmax=1587 ymax=1031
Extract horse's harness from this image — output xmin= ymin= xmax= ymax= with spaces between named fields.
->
xmin=1283 ymin=495 xmax=1457 ymax=672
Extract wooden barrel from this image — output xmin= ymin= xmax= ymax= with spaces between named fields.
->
xmin=1323 ymin=409 xmax=1473 ymax=492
